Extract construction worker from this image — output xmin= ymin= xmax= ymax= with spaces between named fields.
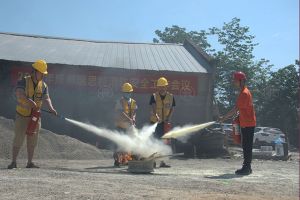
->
xmin=219 ymin=71 xmax=256 ymax=175
xmin=113 ymin=82 xmax=137 ymax=167
xmin=8 ymin=60 xmax=57 ymax=169
xmin=150 ymin=77 xmax=175 ymax=168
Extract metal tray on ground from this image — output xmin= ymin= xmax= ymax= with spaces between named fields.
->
xmin=127 ymin=159 xmax=155 ymax=173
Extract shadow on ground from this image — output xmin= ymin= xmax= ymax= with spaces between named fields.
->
xmin=204 ymin=173 xmax=245 ymax=180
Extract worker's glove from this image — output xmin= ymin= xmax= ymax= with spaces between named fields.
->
xmin=49 ymin=108 xmax=58 ymax=116
xmin=129 ymin=119 xmax=135 ymax=126
xmin=132 ymin=116 xmax=136 ymax=125
xmin=156 ymin=115 xmax=162 ymax=123
xmin=28 ymin=99 xmax=38 ymax=111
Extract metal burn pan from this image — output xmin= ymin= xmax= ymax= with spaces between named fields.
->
xmin=127 ymin=159 xmax=155 ymax=173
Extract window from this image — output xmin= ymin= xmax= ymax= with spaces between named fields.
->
xmin=255 ymin=127 xmax=262 ymax=132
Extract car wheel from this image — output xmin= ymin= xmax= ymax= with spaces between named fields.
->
xmin=254 ymin=139 xmax=260 ymax=147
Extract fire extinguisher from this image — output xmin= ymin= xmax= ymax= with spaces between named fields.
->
xmin=232 ymin=116 xmax=241 ymax=145
xmin=163 ymin=122 xmax=172 ymax=145
xmin=26 ymin=110 xmax=41 ymax=135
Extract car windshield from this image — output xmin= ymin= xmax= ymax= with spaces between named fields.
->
xmin=210 ymin=123 xmax=222 ymax=129
xmin=222 ymin=124 xmax=232 ymax=129
xmin=255 ymin=127 xmax=262 ymax=132
xmin=264 ymin=128 xmax=283 ymax=134
xmin=271 ymin=130 xmax=284 ymax=135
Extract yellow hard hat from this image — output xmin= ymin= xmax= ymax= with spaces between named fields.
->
xmin=157 ymin=77 xmax=168 ymax=87
xmin=32 ymin=59 xmax=48 ymax=74
xmin=122 ymin=83 xmax=133 ymax=92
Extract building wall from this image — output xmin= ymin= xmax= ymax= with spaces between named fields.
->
xmin=0 ymin=60 xmax=214 ymax=148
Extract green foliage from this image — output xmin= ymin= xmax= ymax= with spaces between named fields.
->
xmin=208 ymin=18 xmax=272 ymax=111
xmin=153 ymin=25 xmax=212 ymax=52
xmin=258 ymin=65 xmax=299 ymax=145
xmin=153 ymin=18 xmax=299 ymax=146
xmin=153 ymin=18 xmax=272 ymax=111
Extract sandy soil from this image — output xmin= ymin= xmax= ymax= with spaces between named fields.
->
xmin=0 ymin=154 xmax=298 ymax=200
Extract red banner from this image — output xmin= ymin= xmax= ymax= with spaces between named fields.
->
xmin=10 ymin=66 xmax=198 ymax=96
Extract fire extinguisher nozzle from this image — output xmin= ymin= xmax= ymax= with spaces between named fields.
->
xmin=55 ymin=114 xmax=65 ymax=120
xmin=41 ymin=109 xmax=65 ymax=120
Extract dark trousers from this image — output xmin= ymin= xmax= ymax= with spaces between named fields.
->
xmin=152 ymin=122 xmax=165 ymax=139
xmin=241 ymin=127 xmax=255 ymax=166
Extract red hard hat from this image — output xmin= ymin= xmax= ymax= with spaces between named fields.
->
xmin=233 ymin=71 xmax=246 ymax=81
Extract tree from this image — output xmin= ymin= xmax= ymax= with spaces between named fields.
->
xmin=153 ymin=25 xmax=213 ymax=53
xmin=258 ymin=65 xmax=299 ymax=146
xmin=153 ymin=18 xmax=299 ymax=147
xmin=208 ymin=18 xmax=272 ymax=112
xmin=153 ymin=18 xmax=272 ymax=115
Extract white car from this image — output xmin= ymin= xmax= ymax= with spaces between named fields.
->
xmin=253 ymin=127 xmax=286 ymax=145
xmin=221 ymin=123 xmax=233 ymax=132
xmin=209 ymin=123 xmax=232 ymax=133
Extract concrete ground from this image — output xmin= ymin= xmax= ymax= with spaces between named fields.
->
xmin=0 ymin=154 xmax=298 ymax=200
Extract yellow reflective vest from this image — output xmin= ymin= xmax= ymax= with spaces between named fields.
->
xmin=150 ymin=92 xmax=173 ymax=123
xmin=115 ymin=98 xmax=137 ymax=129
xmin=16 ymin=76 xmax=45 ymax=117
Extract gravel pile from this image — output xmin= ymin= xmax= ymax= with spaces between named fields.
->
xmin=0 ymin=116 xmax=112 ymax=160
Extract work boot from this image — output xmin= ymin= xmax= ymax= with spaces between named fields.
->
xmin=235 ymin=164 xmax=252 ymax=175
xmin=7 ymin=162 xmax=17 ymax=169
xmin=26 ymin=162 xmax=40 ymax=168
xmin=159 ymin=161 xmax=171 ymax=168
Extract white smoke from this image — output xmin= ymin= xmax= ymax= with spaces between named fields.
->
xmin=65 ymin=118 xmax=172 ymax=157
xmin=169 ymin=124 xmax=194 ymax=143
xmin=162 ymin=121 xmax=216 ymax=142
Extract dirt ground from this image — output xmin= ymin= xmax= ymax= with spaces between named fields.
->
xmin=0 ymin=116 xmax=298 ymax=199
xmin=0 ymin=153 xmax=298 ymax=200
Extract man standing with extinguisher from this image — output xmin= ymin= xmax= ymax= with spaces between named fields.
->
xmin=150 ymin=77 xmax=175 ymax=168
xmin=7 ymin=60 xmax=57 ymax=169
xmin=113 ymin=83 xmax=137 ymax=167
xmin=219 ymin=71 xmax=256 ymax=175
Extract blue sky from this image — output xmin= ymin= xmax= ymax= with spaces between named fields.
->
xmin=0 ymin=0 xmax=298 ymax=70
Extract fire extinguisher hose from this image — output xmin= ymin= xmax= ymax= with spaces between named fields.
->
xmin=41 ymin=109 xmax=65 ymax=120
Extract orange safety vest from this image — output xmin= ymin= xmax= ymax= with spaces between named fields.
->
xmin=115 ymin=98 xmax=137 ymax=129
xmin=16 ymin=76 xmax=45 ymax=117
xmin=150 ymin=92 xmax=173 ymax=123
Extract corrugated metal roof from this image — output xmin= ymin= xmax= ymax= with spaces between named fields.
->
xmin=0 ymin=32 xmax=212 ymax=73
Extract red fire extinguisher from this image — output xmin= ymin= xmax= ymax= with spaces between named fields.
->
xmin=163 ymin=122 xmax=172 ymax=145
xmin=26 ymin=110 xmax=41 ymax=135
xmin=232 ymin=117 xmax=241 ymax=145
